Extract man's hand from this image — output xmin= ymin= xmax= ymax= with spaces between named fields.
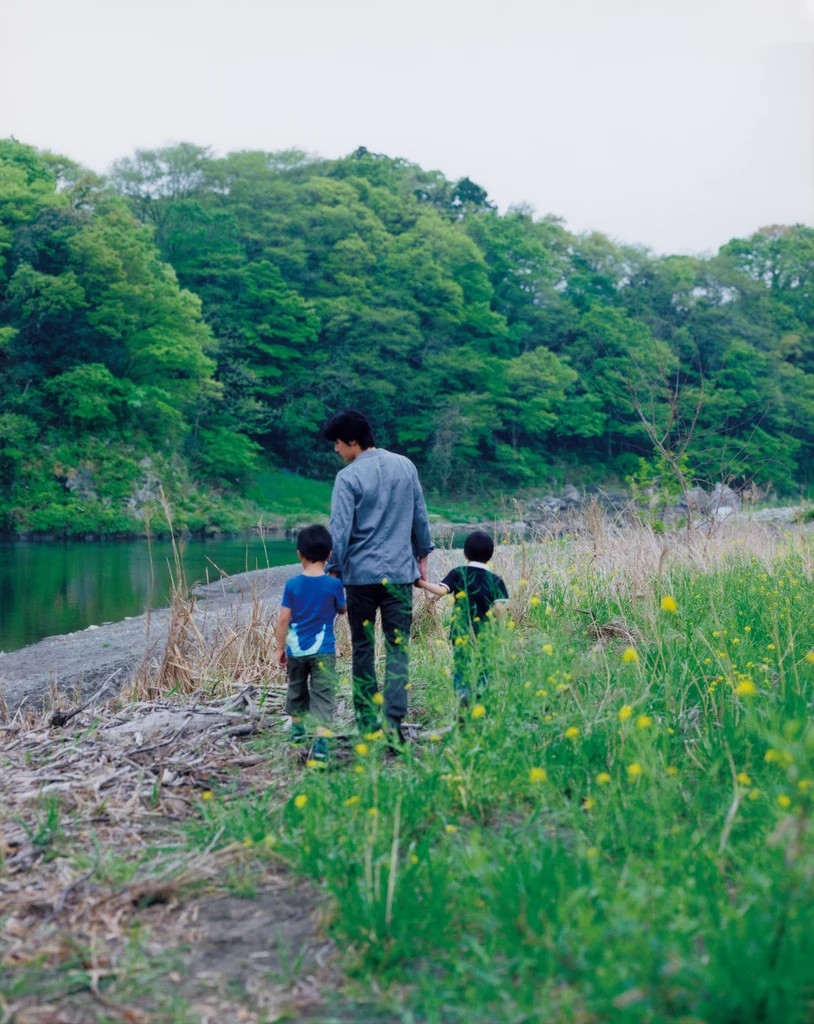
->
xmin=418 ymin=555 xmax=429 ymax=582
xmin=276 ymin=648 xmax=287 ymax=669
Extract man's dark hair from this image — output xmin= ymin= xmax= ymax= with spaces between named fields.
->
xmin=323 ymin=409 xmax=375 ymax=450
xmin=297 ymin=524 xmax=332 ymax=563
xmin=464 ymin=529 xmax=494 ymax=563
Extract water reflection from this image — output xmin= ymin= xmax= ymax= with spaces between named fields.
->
xmin=0 ymin=536 xmax=299 ymax=653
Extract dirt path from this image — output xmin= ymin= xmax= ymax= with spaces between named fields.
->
xmin=0 ymin=564 xmax=302 ymax=712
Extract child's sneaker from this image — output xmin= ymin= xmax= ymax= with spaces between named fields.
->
xmin=313 ymin=736 xmax=329 ymax=762
xmin=290 ymin=721 xmax=306 ymax=745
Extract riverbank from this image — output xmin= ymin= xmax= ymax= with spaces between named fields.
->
xmin=0 ymin=563 xmax=302 ymax=712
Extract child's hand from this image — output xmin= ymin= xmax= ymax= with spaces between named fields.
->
xmin=276 ymin=648 xmax=287 ymax=669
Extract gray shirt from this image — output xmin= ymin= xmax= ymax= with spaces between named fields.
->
xmin=326 ymin=448 xmax=434 ymax=585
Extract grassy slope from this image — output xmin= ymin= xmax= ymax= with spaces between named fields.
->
xmin=187 ymin=526 xmax=814 ymax=1022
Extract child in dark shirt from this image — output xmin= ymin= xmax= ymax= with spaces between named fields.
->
xmin=415 ymin=530 xmax=509 ymax=705
xmin=276 ymin=525 xmax=346 ymax=761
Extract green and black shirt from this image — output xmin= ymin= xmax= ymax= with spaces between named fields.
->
xmin=439 ymin=562 xmax=509 ymax=642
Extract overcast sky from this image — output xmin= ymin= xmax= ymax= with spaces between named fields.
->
xmin=2 ymin=0 xmax=812 ymax=254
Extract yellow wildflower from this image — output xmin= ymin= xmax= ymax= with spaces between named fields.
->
xmin=372 ymin=693 xmax=384 ymax=705
xmin=636 ymin=715 xmax=652 ymax=729
xmin=368 ymin=807 xmax=379 ymax=817
xmin=263 ymin=834 xmax=276 ymax=848
xmin=542 ymin=643 xmax=554 ymax=655
xmin=471 ymin=704 xmax=486 ymax=718
xmin=306 ymin=759 xmax=321 ymax=769
xmin=777 ymin=794 xmax=792 ymax=808
xmin=665 ymin=766 xmax=679 ymax=777
xmin=344 ymin=795 xmax=360 ymax=807
xmin=805 ymin=651 xmax=814 ymax=664
xmin=744 ymin=625 xmax=751 ymax=632
xmin=536 ymin=688 xmax=548 ymax=697
xmin=354 ymin=764 xmax=365 ymax=774
xmin=410 ymin=854 xmax=419 ymax=864
xmin=622 ymin=647 xmax=639 ymax=664
xmin=429 ymin=732 xmax=442 ymax=741
xmin=586 ymin=846 xmax=599 ymax=858
xmin=530 ymin=596 xmax=540 ymax=607
xmin=519 ymin=578 xmax=529 ymax=587
xmin=661 ymin=595 xmax=678 ymax=613
xmin=382 ymin=577 xmax=388 ymax=585
xmin=627 ymin=762 xmax=643 ymax=779
xmin=365 ymin=729 xmax=385 ymax=741
xmin=394 ymin=636 xmax=403 ymax=644
xmin=315 ymin=726 xmax=333 ymax=738
xmin=294 ymin=794 xmax=308 ymax=809
xmin=735 ymin=680 xmax=756 ymax=697
xmin=202 ymin=790 xmax=213 ymax=800
xmin=355 ymin=743 xmax=369 ymax=756
xmin=529 ymin=767 xmax=547 ymax=783
xmin=797 ymin=779 xmax=812 ymax=792
xmin=583 ymin=798 xmax=595 ymax=810
xmin=618 ymin=705 xmax=633 ymax=722
xmin=243 ymin=837 xmax=253 ymax=848
xmin=737 ymin=772 xmax=752 ymax=786
xmin=456 ymin=591 xmax=466 ymax=600
xmin=445 ymin=823 xmax=458 ymax=833
xmin=565 ymin=726 xmax=580 ymax=741
xmin=596 ymin=772 xmax=612 ymax=785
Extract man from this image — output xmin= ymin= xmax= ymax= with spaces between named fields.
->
xmin=323 ymin=409 xmax=434 ymax=738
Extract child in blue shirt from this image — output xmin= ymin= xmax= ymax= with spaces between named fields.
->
xmin=276 ymin=525 xmax=346 ymax=760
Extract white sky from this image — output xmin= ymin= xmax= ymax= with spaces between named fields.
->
xmin=2 ymin=0 xmax=813 ymax=254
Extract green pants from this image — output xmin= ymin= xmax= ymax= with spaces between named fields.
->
xmin=285 ymin=654 xmax=336 ymax=724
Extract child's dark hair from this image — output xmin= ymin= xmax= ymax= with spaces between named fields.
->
xmin=297 ymin=524 xmax=332 ymax=563
xmin=464 ymin=529 xmax=494 ymax=563
xmin=323 ymin=409 xmax=376 ymax=449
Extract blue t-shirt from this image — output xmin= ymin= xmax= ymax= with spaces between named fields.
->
xmin=281 ymin=573 xmax=346 ymax=657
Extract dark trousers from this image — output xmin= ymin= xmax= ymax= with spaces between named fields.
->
xmin=453 ymin=643 xmax=488 ymax=706
xmin=346 ymin=583 xmax=412 ymax=730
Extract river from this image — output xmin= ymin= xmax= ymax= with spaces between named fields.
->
xmin=0 ymin=536 xmax=300 ymax=654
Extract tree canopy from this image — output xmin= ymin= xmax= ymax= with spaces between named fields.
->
xmin=2 ymin=138 xmax=813 ymax=533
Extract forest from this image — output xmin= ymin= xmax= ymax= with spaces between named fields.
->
xmin=1 ymin=138 xmax=813 ymax=535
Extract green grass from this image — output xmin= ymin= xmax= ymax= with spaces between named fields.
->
xmin=246 ymin=466 xmax=334 ymax=522
xmin=186 ymin=537 xmax=814 ymax=1022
